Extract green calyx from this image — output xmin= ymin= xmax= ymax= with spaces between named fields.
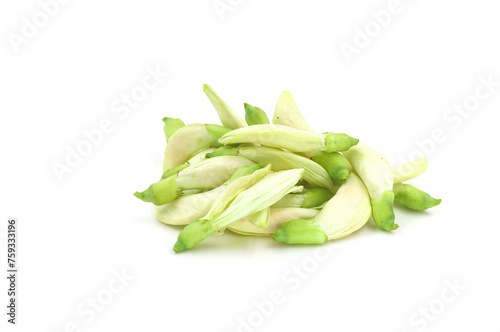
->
xmin=300 ymin=188 xmax=335 ymax=208
xmin=133 ymin=174 xmax=181 ymax=206
xmin=393 ymin=183 xmax=442 ymax=211
xmin=162 ymin=117 xmax=185 ymax=142
xmin=244 ymin=103 xmax=270 ymax=125
xmin=206 ymin=124 xmax=232 ymax=147
xmin=324 ymin=133 xmax=359 ymax=153
xmin=161 ymin=162 xmax=190 ymax=180
xmin=272 ymin=219 xmax=327 ymax=244
xmin=225 ymin=164 xmax=264 ymax=185
xmin=371 ymin=190 xmax=398 ymax=231
xmin=173 ymin=220 xmax=215 ymax=253
xmin=312 ymin=152 xmax=352 ymax=186
xmin=206 ymin=146 xmax=239 ymax=158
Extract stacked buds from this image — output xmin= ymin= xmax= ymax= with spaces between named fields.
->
xmin=134 ymin=85 xmax=441 ymax=252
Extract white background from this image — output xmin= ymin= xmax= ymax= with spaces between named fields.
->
xmin=1 ymin=0 xmax=499 ymax=331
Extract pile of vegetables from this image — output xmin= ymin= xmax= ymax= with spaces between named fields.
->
xmin=134 ymin=84 xmax=441 ymax=252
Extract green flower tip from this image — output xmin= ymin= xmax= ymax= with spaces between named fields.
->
xmin=244 ymin=103 xmax=270 ymax=125
xmin=332 ymin=168 xmax=351 ymax=186
xmin=162 ymin=117 xmax=185 ymax=142
xmin=173 ymin=220 xmax=215 ymax=253
xmin=371 ymin=191 xmax=398 ymax=231
xmin=418 ymin=197 xmax=442 ymax=210
xmin=273 ymin=219 xmax=327 ymax=245
xmin=133 ymin=175 xmax=180 ymax=206
xmin=324 ymin=133 xmax=360 ymax=153
xmin=133 ymin=191 xmax=147 ymax=201
xmin=301 ymin=188 xmax=334 ymax=208
xmin=133 ymin=187 xmax=160 ymax=204
xmin=393 ymin=183 xmax=442 ymax=211
xmin=206 ymin=124 xmax=232 ymax=147
xmin=312 ymin=152 xmax=352 ymax=186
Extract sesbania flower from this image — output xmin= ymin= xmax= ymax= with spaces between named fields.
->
xmin=173 ymin=168 xmax=304 ymax=252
